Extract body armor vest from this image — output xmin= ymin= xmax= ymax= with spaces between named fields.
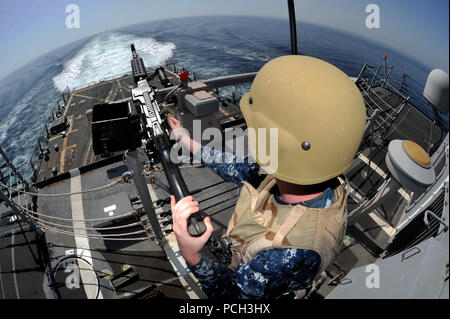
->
xmin=225 ymin=175 xmax=348 ymax=273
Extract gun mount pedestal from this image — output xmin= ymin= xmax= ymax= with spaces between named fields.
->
xmin=125 ymin=149 xmax=165 ymax=242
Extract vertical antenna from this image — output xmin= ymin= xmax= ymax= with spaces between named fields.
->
xmin=287 ymin=0 xmax=298 ymax=55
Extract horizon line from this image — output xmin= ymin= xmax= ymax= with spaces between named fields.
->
xmin=0 ymin=14 xmax=439 ymax=82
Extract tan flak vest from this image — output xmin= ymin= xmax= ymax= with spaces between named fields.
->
xmin=225 ymin=175 xmax=348 ymax=273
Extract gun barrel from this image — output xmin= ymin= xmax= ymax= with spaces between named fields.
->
xmin=130 ymin=44 xmax=148 ymax=84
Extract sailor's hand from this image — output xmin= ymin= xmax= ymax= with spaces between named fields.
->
xmin=170 ymin=195 xmax=213 ymax=266
xmin=167 ymin=116 xmax=202 ymax=154
xmin=167 ymin=116 xmax=188 ymax=142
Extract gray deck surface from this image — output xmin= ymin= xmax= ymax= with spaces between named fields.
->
xmin=36 ymin=69 xmax=181 ymax=182
xmin=32 ymin=156 xmax=238 ymax=298
xmin=0 ymin=204 xmax=46 ymax=298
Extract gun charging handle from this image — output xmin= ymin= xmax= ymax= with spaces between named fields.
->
xmin=188 ymin=212 xmax=207 ymax=237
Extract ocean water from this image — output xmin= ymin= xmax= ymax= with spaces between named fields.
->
xmin=0 ymin=16 xmax=444 ymax=179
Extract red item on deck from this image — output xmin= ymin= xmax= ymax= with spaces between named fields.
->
xmin=180 ymin=70 xmax=189 ymax=81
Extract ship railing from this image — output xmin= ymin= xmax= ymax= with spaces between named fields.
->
xmin=0 ymin=146 xmax=33 ymax=202
xmin=404 ymin=135 xmax=449 ymax=211
xmin=355 ymin=61 xmax=442 ymax=125
xmin=355 ymin=59 xmax=448 ymax=143
xmin=18 ymin=99 xmax=63 ymax=183
xmin=365 ymin=63 xmax=447 ymax=143
xmin=356 ymin=63 xmax=409 ymax=100
xmin=355 ymin=61 xmax=449 ymax=226
xmin=1 ymin=147 xmax=154 ymax=243
xmin=357 ymin=77 xmax=409 ymax=146
xmin=383 ymin=138 xmax=448 ymax=258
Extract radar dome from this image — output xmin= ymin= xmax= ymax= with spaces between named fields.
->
xmin=423 ymin=69 xmax=449 ymax=114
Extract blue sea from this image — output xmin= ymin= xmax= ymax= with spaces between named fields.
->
xmin=0 ymin=16 xmax=444 ymax=179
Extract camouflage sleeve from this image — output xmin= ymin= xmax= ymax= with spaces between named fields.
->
xmin=199 ymin=145 xmax=262 ymax=186
xmin=188 ymin=248 xmax=321 ymax=299
xmin=187 ymin=254 xmax=242 ymax=299
xmin=237 ymin=248 xmax=321 ymax=298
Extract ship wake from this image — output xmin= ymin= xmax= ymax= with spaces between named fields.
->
xmin=53 ymin=32 xmax=175 ymax=91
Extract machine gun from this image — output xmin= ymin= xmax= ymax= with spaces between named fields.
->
xmin=90 ymin=44 xmax=232 ymax=264
xmin=129 ymin=43 xmax=206 ymax=237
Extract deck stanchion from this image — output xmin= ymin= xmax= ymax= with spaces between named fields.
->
xmin=370 ymin=65 xmax=381 ymax=86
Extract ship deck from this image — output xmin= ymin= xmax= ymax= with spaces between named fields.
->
xmin=1 ymin=67 xmax=446 ymax=299
xmin=35 ymin=69 xmax=182 ymax=182
xmin=35 ymin=160 xmax=240 ymax=298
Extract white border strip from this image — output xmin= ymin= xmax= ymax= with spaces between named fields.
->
xmin=70 ymin=169 xmax=103 ymax=299
xmin=358 ymin=153 xmax=410 ymax=201
xmin=10 ymin=231 xmax=20 ymax=299
xmin=346 ymin=183 xmax=396 ymax=236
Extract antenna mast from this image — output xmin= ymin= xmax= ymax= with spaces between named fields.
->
xmin=287 ymin=0 xmax=298 ymax=55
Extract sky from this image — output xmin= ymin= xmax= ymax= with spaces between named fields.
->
xmin=0 ymin=0 xmax=448 ymax=80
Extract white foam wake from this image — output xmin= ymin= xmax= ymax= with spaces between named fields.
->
xmin=53 ymin=32 xmax=175 ymax=91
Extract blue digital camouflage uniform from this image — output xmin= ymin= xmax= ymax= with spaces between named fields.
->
xmin=187 ymin=145 xmax=334 ymax=299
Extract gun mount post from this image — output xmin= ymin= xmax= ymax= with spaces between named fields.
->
xmin=125 ymin=152 xmax=208 ymax=298
xmin=125 ymin=150 xmax=165 ymax=241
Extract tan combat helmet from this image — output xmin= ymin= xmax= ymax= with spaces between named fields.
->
xmin=240 ymin=55 xmax=366 ymax=185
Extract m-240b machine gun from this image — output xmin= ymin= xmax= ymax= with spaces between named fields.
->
xmin=90 ymin=44 xmax=231 ymax=264
xmin=129 ymin=43 xmax=206 ymax=237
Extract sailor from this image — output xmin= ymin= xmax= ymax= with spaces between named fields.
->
xmin=168 ymin=55 xmax=366 ymax=299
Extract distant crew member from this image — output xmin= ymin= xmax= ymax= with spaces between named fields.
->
xmin=168 ymin=55 xmax=366 ymax=299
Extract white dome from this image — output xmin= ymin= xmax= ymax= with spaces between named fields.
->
xmin=423 ymin=69 xmax=449 ymax=114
